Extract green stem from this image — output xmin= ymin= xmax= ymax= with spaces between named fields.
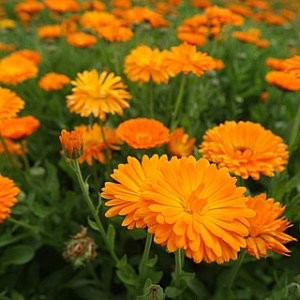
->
xmin=174 ymin=248 xmax=184 ymax=288
xmin=99 ymin=120 xmax=112 ymax=170
xmin=9 ymin=217 xmax=39 ymax=233
xmin=0 ymin=135 xmax=17 ymax=168
xmin=149 ymin=81 xmax=155 ymax=118
xmin=70 ymin=159 xmax=119 ymax=264
xmin=138 ymin=233 xmax=153 ymax=277
xmin=170 ymin=75 xmax=187 ymax=130
xmin=288 ymin=100 xmax=300 ymax=150
xmin=227 ymin=249 xmax=246 ymax=289
xmin=21 ymin=141 xmax=30 ymax=172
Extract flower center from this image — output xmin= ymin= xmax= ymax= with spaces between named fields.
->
xmin=136 ymin=133 xmax=151 ymax=144
xmin=234 ymin=146 xmax=253 ymax=158
xmin=183 ymin=183 xmax=207 ymax=214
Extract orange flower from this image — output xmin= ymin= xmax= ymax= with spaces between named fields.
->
xmin=190 ymin=0 xmax=212 ymax=9
xmin=245 ymin=193 xmax=296 ymax=259
xmin=80 ymin=11 xmax=118 ymax=31
xmin=101 ymin=155 xmax=167 ymax=229
xmin=116 ymin=118 xmax=169 ymax=149
xmin=255 ymin=39 xmax=269 ymax=48
xmin=265 ymin=71 xmax=300 ymax=91
xmin=0 ymin=138 xmax=23 ymax=156
xmin=0 ymin=42 xmax=16 ymax=52
xmin=259 ymin=91 xmax=268 ymax=102
xmin=0 ymin=116 xmax=40 ymax=140
xmin=177 ymin=22 xmax=208 ymax=46
xmin=15 ymin=1 xmax=44 ymax=15
xmin=199 ymin=121 xmax=288 ymax=180
xmin=39 ymin=72 xmax=71 ymax=91
xmin=59 ymin=128 xmax=84 ymax=159
xmin=168 ymin=128 xmax=195 ymax=157
xmin=66 ymin=32 xmax=97 ymax=48
xmin=0 ymin=175 xmax=20 ymax=223
xmin=96 ymin=25 xmax=133 ymax=42
xmin=124 ymin=45 xmax=170 ymax=84
xmin=44 ymin=0 xmax=80 ymax=13
xmin=0 ymin=88 xmax=25 ymax=122
xmin=142 ymin=156 xmax=255 ymax=263
xmin=75 ymin=123 xmax=120 ymax=165
xmin=12 ymin=49 xmax=42 ymax=65
xmin=0 ymin=53 xmax=38 ymax=85
xmin=66 ymin=70 xmax=131 ymax=120
xmin=38 ymin=24 xmax=62 ymax=39
xmin=112 ymin=0 xmax=131 ymax=8
xmin=283 ymin=56 xmax=300 ymax=72
xmin=232 ymin=28 xmax=261 ymax=43
xmin=163 ymin=43 xmax=216 ymax=77
xmin=266 ymin=57 xmax=286 ymax=70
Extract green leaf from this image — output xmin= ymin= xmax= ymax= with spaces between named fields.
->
xmin=87 ymin=217 xmax=100 ymax=232
xmin=106 ymin=223 xmax=116 ymax=251
xmin=2 ymin=245 xmax=35 ymax=266
xmin=146 ymin=255 xmax=158 ymax=268
xmin=165 ymin=287 xmax=182 ymax=298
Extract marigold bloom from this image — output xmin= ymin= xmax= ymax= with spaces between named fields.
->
xmin=102 ymin=155 xmax=167 ymax=229
xmin=163 ymin=43 xmax=216 ymax=77
xmin=142 ymin=156 xmax=255 ymax=263
xmin=80 ymin=11 xmax=118 ymax=31
xmin=15 ymin=1 xmax=44 ymax=15
xmin=0 ymin=42 xmax=16 ymax=52
xmin=283 ymin=56 xmax=300 ymax=72
xmin=0 ymin=116 xmax=40 ymax=140
xmin=124 ymin=45 xmax=170 ymax=84
xmin=66 ymin=32 xmax=97 ymax=48
xmin=75 ymin=124 xmax=120 ymax=165
xmin=59 ymin=128 xmax=84 ymax=159
xmin=265 ymin=71 xmax=300 ymax=91
xmin=38 ymin=24 xmax=62 ymax=39
xmin=0 ymin=53 xmax=38 ymax=85
xmin=116 ymin=118 xmax=169 ymax=149
xmin=12 ymin=49 xmax=42 ymax=65
xmin=44 ymin=0 xmax=80 ymax=13
xmin=39 ymin=72 xmax=71 ymax=91
xmin=232 ymin=28 xmax=261 ymax=43
xmin=168 ymin=128 xmax=195 ymax=157
xmin=0 ymin=176 xmax=20 ymax=223
xmin=67 ymin=70 xmax=131 ymax=120
xmin=0 ymin=138 xmax=23 ymax=156
xmin=266 ymin=57 xmax=286 ymax=71
xmin=199 ymin=121 xmax=288 ymax=180
xmin=96 ymin=25 xmax=133 ymax=42
xmin=0 ymin=88 xmax=25 ymax=122
xmin=245 ymin=193 xmax=296 ymax=259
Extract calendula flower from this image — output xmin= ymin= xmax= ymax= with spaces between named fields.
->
xmin=38 ymin=24 xmax=62 ymax=39
xmin=0 ymin=53 xmax=38 ymax=85
xmin=0 ymin=138 xmax=23 ymax=156
xmin=164 ymin=43 xmax=216 ymax=77
xmin=0 ymin=42 xmax=16 ymax=52
xmin=75 ymin=123 xmax=120 ymax=165
xmin=0 ymin=116 xmax=40 ymax=140
xmin=66 ymin=70 xmax=131 ymax=120
xmin=124 ymin=45 xmax=170 ymax=84
xmin=199 ymin=121 xmax=288 ymax=180
xmin=283 ymin=56 xmax=300 ymax=72
xmin=96 ymin=24 xmax=133 ymax=42
xmin=245 ymin=193 xmax=296 ymax=259
xmin=116 ymin=118 xmax=169 ymax=149
xmin=168 ymin=128 xmax=195 ymax=157
xmin=39 ymin=72 xmax=71 ymax=91
xmin=266 ymin=57 xmax=286 ymax=70
xmin=44 ymin=0 xmax=80 ymax=13
xmin=0 ymin=88 xmax=25 ymax=122
xmin=0 ymin=175 xmax=20 ymax=223
xmin=59 ymin=128 xmax=84 ymax=159
xmin=265 ymin=71 xmax=300 ymax=91
xmin=15 ymin=1 xmax=44 ymax=16
xmin=142 ymin=156 xmax=255 ymax=263
xmin=232 ymin=28 xmax=261 ymax=43
xmin=12 ymin=49 xmax=41 ymax=65
xmin=66 ymin=32 xmax=97 ymax=48
xmin=102 ymin=155 xmax=168 ymax=229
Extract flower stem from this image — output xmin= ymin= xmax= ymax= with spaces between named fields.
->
xmin=138 ymin=233 xmax=153 ymax=277
xmin=288 ymin=100 xmax=300 ymax=150
xmin=21 ymin=141 xmax=30 ymax=172
xmin=149 ymin=81 xmax=155 ymax=118
xmin=0 ymin=135 xmax=17 ymax=168
xmin=227 ymin=249 xmax=246 ymax=289
xmin=174 ymin=248 xmax=184 ymax=288
xmin=70 ymin=159 xmax=119 ymax=264
xmin=170 ymin=75 xmax=187 ymax=130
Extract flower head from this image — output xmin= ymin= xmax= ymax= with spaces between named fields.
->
xmin=116 ymin=118 xmax=169 ymax=149
xmin=66 ymin=32 xmax=97 ymax=48
xmin=0 ymin=175 xmax=20 ymax=223
xmin=66 ymin=70 xmax=131 ymax=120
xmin=124 ymin=45 xmax=170 ymax=84
xmin=142 ymin=156 xmax=255 ymax=263
xmin=265 ymin=71 xmax=300 ymax=91
xmin=0 ymin=116 xmax=40 ymax=140
xmin=168 ymin=128 xmax=195 ymax=157
xmin=245 ymin=193 xmax=296 ymax=259
xmin=0 ymin=88 xmax=25 ymax=122
xmin=59 ymin=128 xmax=84 ymax=159
xmin=199 ymin=121 xmax=288 ymax=180
xmin=39 ymin=72 xmax=71 ymax=91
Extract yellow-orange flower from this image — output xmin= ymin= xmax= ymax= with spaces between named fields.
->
xmin=38 ymin=24 xmax=62 ymax=39
xmin=59 ymin=128 xmax=84 ymax=159
xmin=168 ymin=128 xmax=195 ymax=157
xmin=39 ymin=72 xmax=71 ymax=91
xmin=266 ymin=57 xmax=286 ymax=70
xmin=116 ymin=118 xmax=169 ymax=149
xmin=142 ymin=156 xmax=255 ymax=263
xmin=0 ymin=138 xmax=23 ymax=156
xmin=164 ymin=43 xmax=216 ymax=77
xmin=0 ymin=88 xmax=25 ymax=122
xmin=199 ymin=121 xmax=288 ymax=180
xmin=245 ymin=193 xmax=296 ymax=259
xmin=96 ymin=25 xmax=133 ymax=42
xmin=0 ymin=53 xmax=38 ymax=85
xmin=124 ymin=45 xmax=170 ymax=84
xmin=15 ymin=1 xmax=44 ymax=15
xmin=0 ymin=116 xmax=40 ymax=140
xmin=12 ymin=49 xmax=42 ymax=65
xmin=75 ymin=123 xmax=120 ymax=165
xmin=101 ymin=155 xmax=167 ymax=229
xmin=66 ymin=32 xmax=97 ymax=48
xmin=265 ymin=71 xmax=300 ymax=91
xmin=44 ymin=0 xmax=80 ymax=13
xmin=66 ymin=70 xmax=131 ymax=120
xmin=0 ymin=175 xmax=20 ymax=223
